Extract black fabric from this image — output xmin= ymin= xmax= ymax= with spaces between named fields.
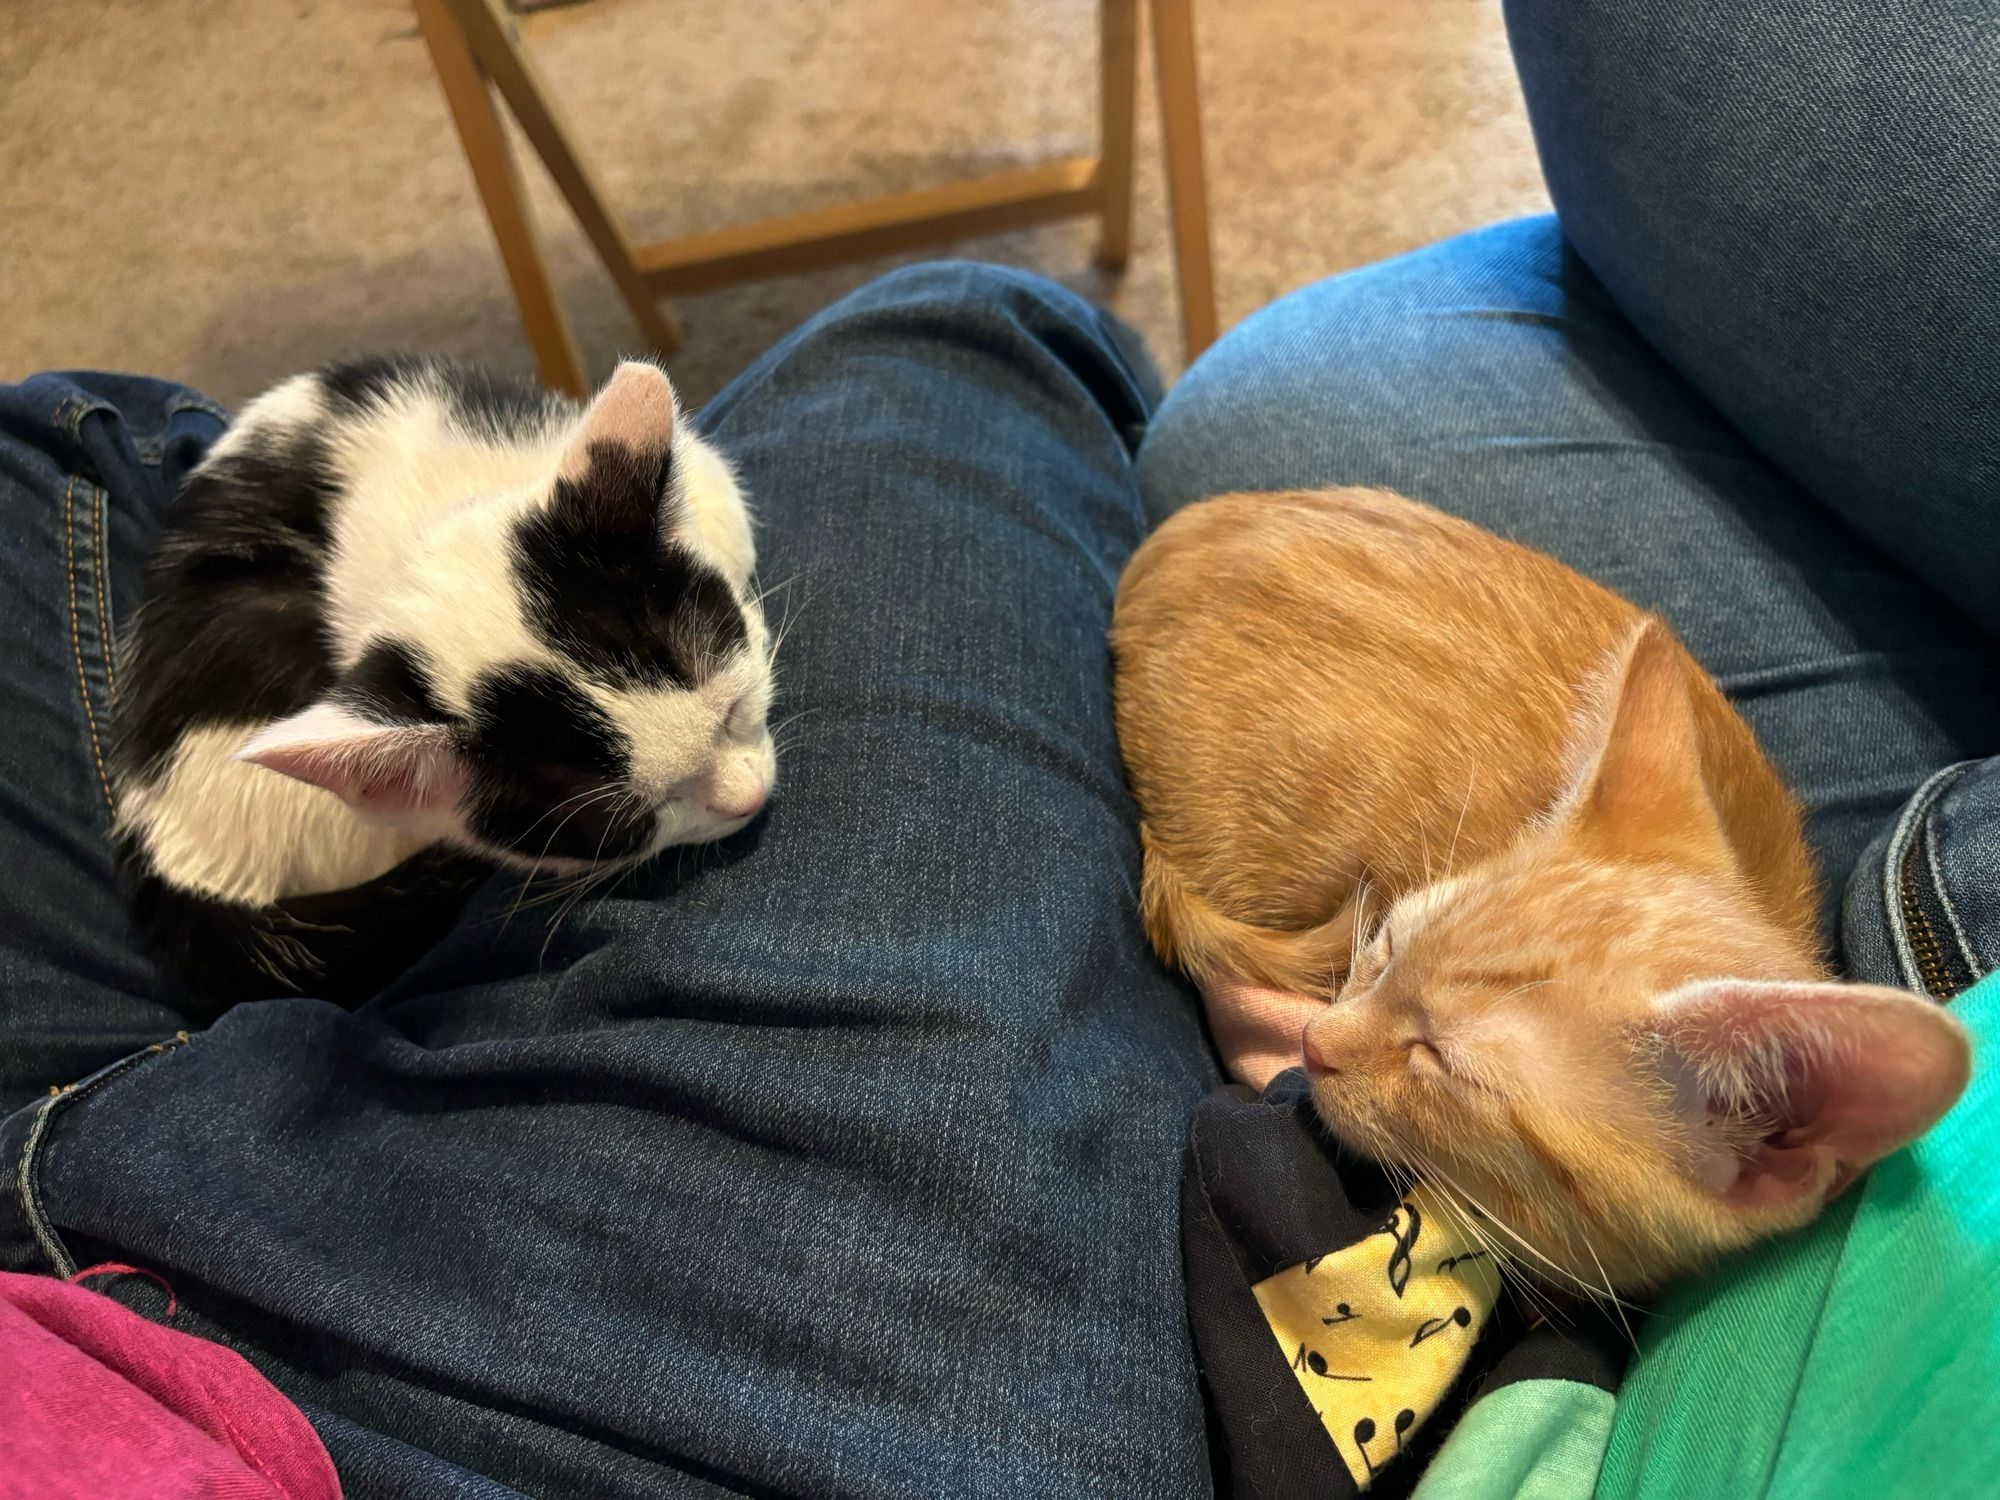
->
xmin=1182 ymin=1071 xmax=1631 ymax=1497
xmin=1474 ymin=1311 xmax=1627 ymax=1395
xmin=1189 ymin=1071 xmax=1402 ymax=1279
xmin=1183 ymin=1129 xmax=1355 ymax=1498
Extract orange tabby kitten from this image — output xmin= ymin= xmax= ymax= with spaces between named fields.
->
xmin=1112 ymin=487 xmax=1970 ymax=1294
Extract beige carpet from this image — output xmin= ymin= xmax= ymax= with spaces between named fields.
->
xmin=1 ymin=0 xmax=1549 ymax=410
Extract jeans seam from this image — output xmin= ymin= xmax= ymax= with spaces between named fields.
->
xmin=62 ymin=475 xmax=115 ymax=813
xmin=165 ymin=394 xmax=231 ymax=425
xmin=1922 ymin=805 xmax=1983 ymax=984
xmin=1879 ymin=762 xmax=1967 ymax=994
xmin=91 ymin=480 xmax=116 ymax=695
xmin=57 ymin=394 xmax=97 ymax=439
xmin=13 ymin=1036 xmax=188 ymax=1277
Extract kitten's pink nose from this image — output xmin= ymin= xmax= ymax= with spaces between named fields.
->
xmin=707 ymin=784 xmax=767 ymax=821
xmin=1302 ymin=1029 xmax=1336 ymax=1076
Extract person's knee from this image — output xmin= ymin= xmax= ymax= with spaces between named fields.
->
xmin=1136 ymin=216 xmax=1571 ymax=524
xmin=802 ymin=262 xmax=1157 ymax=412
xmin=709 ymin=259 xmax=1158 ymax=453
xmin=1134 ymin=273 xmax=1369 ymax=523
xmin=822 ymin=259 xmax=1090 ymax=334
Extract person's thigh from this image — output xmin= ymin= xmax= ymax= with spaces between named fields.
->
xmin=1 ymin=265 xmax=1215 ymax=1497
xmin=0 ymin=374 xmax=225 ymax=1115
xmin=1137 ymin=216 xmax=2000 ymax=937
xmin=1502 ymin=0 xmax=2000 ymax=637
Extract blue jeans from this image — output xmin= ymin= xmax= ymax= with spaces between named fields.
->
xmin=5 ymin=4 xmax=1998 ymax=1496
xmin=0 ymin=269 xmax=1217 ymax=1496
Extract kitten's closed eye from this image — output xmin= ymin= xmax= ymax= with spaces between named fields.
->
xmin=1335 ymin=920 xmax=1391 ymax=995
xmin=1406 ymin=1039 xmax=1447 ymax=1077
xmin=724 ymin=693 xmax=759 ymax=738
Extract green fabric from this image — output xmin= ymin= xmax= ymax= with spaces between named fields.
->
xmin=1415 ymin=1379 xmax=1616 ymax=1500
xmin=1598 ymin=972 xmax=2000 ymax=1499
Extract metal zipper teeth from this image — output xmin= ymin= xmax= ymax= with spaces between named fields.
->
xmin=1898 ymin=837 xmax=1952 ymax=999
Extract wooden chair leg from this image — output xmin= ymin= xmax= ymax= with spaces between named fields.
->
xmin=1096 ymin=0 xmax=1139 ymax=271
xmin=1149 ymin=0 xmax=1219 ymax=355
xmin=438 ymin=0 xmax=683 ymax=356
xmin=421 ymin=0 xmax=1216 ymax=369
xmin=414 ymin=0 xmax=588 ymax=396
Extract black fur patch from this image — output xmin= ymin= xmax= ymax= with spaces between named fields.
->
xmin=511 ymin=442 xmax=748 ymax=690
xmin=440 ymin=363 xmax=569 ymax=437
xmin=110 ymin=425 xmax=340 ymax=784
xmin=318 ymin=355 xmax=426 ymax=413
xmin=461 ymin=664 xmax=653 ymax=862
xmin=116 ymin=833 xmax=484 ymax=1012
xmin=321 ymin=355 xmax=563 ymax=438
xmin=339 ymin=639 xmax=452 ymax=725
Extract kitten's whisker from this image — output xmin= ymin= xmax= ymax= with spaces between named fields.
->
xmin=496 ymin=789 xmax=635 ymax=922
xmin=530 ymin=785 xmax=627 ymax=872
xmin=508 ymin=869 xmax=610 ymax=913
xmin=507 ymin=782 xmax=628 ymax=857
xmin=1408 ymin=1153 xmax=1571 ymax=1329
xmin=1405 ymin=1152 xmax=1546 ymax=1293
xmin=745 ymin=569 xmax=804 ymax=614
xmin=1444 ymin=761 xmax=1476 ymax=880
xmin=537 ymin=860 xmax=625 ymax=968
xmin=498 ymin=789 xmax=613 ymax=930
xmin=494 ymin=792 xmax=616 ymax=936
xmin=1489 ymin=978 xmax=1557 ymax=1006
xmin=497 ymin=870 xmax=542 ymax=936
xmin=768 ymin=706 xmax=824 ymax=757
xmin=489 ymin=785 xmax=633 ymax=936
xmin=1349 ymin=865 xmax=1375 ymax=966
xmin=765 ymin=584 xmax=808 ymax=666
xmin=1425 ymin=1162 xmax=1641 ymax=1314
xmin=1580 ymin=1236 xmax=1638 ymax=1349
xmin=536 ymin=839 xmax=631 ymax=966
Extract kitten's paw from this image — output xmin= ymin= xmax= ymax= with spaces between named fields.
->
xmin=1197 ymin=975 xmax=1331 ymax=1090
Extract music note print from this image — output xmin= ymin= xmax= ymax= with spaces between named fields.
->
xmin=1351 ymin=1409 xmax=1417 ymax=1481
xmin=1290 ymin=1342 xmax=1372 ymax=1382
xmin=1380 ymin=1201 xmax=1422 ymax=1297
xmin=1320 ymin=1302 xmax=1357 ymax=1326
xmin=1436 ymin=1249 xmax=1490 ymax=1274
xmin=1409 ymin=1306 xmax=1472 ymax=1347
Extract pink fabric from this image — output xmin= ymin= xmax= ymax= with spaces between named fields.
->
xmin=1198 ymin=975 xmax=1328 ymax=1088
xmin=0 ymin=1267 xmax=340 ymax=1499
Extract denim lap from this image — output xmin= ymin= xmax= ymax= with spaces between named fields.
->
xmin=1136 ymin=216 xmax=2000 ymax=944
xmin=0 ymin=375 xmax=228 ymax=1113
xmin=0 ymin=266 xmax=1214 ymax=1497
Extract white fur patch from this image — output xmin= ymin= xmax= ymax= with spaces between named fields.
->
xmin=123 ymin=725 xmax=428 ymax=905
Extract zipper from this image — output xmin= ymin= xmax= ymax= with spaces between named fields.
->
xmin=1897 ymin=835 xmax=1952 ymax=999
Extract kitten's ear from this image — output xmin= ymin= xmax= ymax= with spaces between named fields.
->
xmin=1556 ymin=618 xmax=1732 ymax=874
xmin=238 ymin=702 xmax=465 ymax=819
xmin=1653 ymin=977 xmax=1970 ymax=1213
xmin=558 ymin=360 xmax=677 ymax=485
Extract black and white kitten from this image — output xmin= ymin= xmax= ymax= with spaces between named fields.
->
xmin=110 ymin=356 xmax=777 ymax=1004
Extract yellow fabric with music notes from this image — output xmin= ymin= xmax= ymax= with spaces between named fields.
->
xmin=1251 ymin=1187 xmax=1503 ymax=1488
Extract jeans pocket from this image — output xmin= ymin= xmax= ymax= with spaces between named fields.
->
xmin=1843 ymin=758 xmax=2000 ymax=997
xmin=2 ymin=1033 xmax=188 ymax=1276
